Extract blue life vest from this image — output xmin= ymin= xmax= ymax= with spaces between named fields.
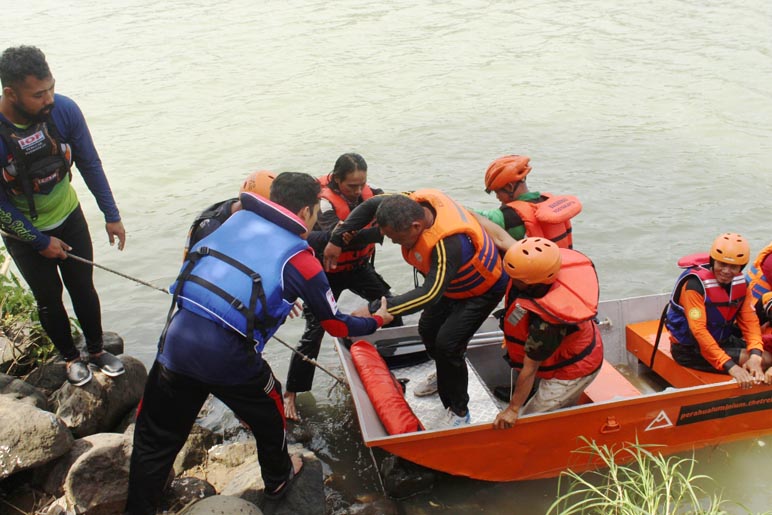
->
xmin=166 ymin=193 xmax=309 ymax=353
xmin=666 ymin=265 xmax=746 ymax=347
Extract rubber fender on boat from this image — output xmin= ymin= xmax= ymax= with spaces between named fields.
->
xmin=350 ymin=340 xmax=425 ymax=435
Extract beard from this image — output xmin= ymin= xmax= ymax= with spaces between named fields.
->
xmin=12 ymin=100 xmax=54 ymax=123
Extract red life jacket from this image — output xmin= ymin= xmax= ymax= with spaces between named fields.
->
xmin=318 ymin=175 xmax=375 ymax=272
xmin=506 ymin=193 xmax=581 ymax=249
xmin=503 ymin=249 xmax=602 ymax=380
xmin=404 ymin=189 xmax=502 ymax=299
xmin=666 ymin=254 xmax=748 ymax=347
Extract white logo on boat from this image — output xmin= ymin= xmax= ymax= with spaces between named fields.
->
xmin=645 ymin=410 xmax=673 ymax=431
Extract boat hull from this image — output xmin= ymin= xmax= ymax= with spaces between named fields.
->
xmin=335 ymin=294 xmax=772 ymax=481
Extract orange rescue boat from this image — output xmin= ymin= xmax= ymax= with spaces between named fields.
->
xmin=335 ymin=293 xmax=772 ymax=482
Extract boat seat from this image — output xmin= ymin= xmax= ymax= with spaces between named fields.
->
xmin=625 ymin=319 xmax=727 ymax=387
xmin=578 ymin=359 xmax=641 ymax=404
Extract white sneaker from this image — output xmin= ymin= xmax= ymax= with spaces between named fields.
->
xmin=441 ymin=407 xmax=471 ymax=428
xmin=413 ymin=371 xmax=438 ymax=397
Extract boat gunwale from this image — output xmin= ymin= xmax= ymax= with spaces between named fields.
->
xmin=336 ymin=339 xmax=763 ymax=447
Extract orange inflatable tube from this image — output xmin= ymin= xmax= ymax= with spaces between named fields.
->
xmin=350 ymin=341 xmax=424 ymax=435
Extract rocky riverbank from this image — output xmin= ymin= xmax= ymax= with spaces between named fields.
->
xmin=0 ymin=332 xmax=333 ymax=514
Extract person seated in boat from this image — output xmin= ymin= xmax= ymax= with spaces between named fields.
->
xmin=323 ymin=190 xmax=507 ymax=428
xmin=665 ymin=233 xmax=771 ymax=388
xmin=755 ymin=292 xmax=772 ymax=353
xmin=491 ymin=237 xmax=604 ymax=430
xmin=473 ymin=154 xmax=581 ymax=248
xmin=746 ymin=240 xmax=772 ymax=303
xmin=126 ymin=172 xmax=394 ymax=515
xmin=285 ymin=153 xmax=402 ymax=422
xmin=758 ymin=293 xmax=772 ymax=385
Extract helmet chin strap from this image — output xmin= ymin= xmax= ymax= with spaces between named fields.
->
xmin=501 ymin=181 xmax=522 ymax=201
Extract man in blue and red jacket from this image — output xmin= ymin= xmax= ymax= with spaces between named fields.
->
xmin=126 ymin=172 xmax=393 ymax=515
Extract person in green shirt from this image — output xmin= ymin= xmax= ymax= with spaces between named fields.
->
xmin=475 ymin=154 xmax=582 ymax=248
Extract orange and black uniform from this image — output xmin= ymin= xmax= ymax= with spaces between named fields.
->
xmin=334 ymin=190 xmax=507 ymax=416
xmin=667 ymin=265 xmax=763 ymax=373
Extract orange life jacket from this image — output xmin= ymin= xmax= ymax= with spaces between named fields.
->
xmin=506 ymin=193 xmax=581 ymax=249
xmin=503 ymin=249 xmax=602 ymax=380
xmin=403 ymin=189 xmax=502 ymax=299
xmin=746 ymin=242 xmax=772 ymax=302
xmin=318 ymin=175 xmax=376 ymax=272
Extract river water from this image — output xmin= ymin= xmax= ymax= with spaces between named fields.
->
xmin=5 ymin=1 xmax=772 ymax=513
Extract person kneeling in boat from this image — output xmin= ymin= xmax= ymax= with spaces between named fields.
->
xmin=474 ymin=155 xmax=581 ymax=248
xmin=126 ymin=172 xmax=393 ymax=515
xmin=666 ymin=233 xmax=772 ymax=389
xmin=492 ymin=238 xmax=603 ymax=430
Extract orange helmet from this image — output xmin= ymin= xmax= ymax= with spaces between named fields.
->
xmin=709 ymin=233 xmax=750 ymax=266
xmin=484 ymin=155 xmax=532 ymax=193
xmin=503 ymin=237 xmax=561 ymax=285
xmin=240 ymin=170 xmax=276 ymax=198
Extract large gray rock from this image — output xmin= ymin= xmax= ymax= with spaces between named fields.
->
xmin=0 ymin=328 xmax=33 ymax=375
xmin=262 ymin=447 xmax=325 ymax=515
xmin=0 ymin=396 xmax=73 ymax=479
xmin=220 ymin=459 xmax=265 ymax=502
xmin=116 ymin=401 xmax=139 ymax=441
xmin=161 ymin=476 xmax=217 ymax=513
xmin=174 ymin=423 xmax=220 ymax=475
xmin=0 ymin=372 xmax=49 ymax=410
xmin=24 ymin=360 xmax=68 ymax=396
xmin=177 ymin=495 xmax=263 ymax=514
xmin=40 ymin=435 xmax=100 ymax=496
xmin=50 ymin=355 xmax=146 ymax=437
xmin=62 ymin=432 xmax=132 ymax=514
xmin=208 ymin=439 xmax=255 ymax=468
xmin=26 ymin=332 xmax=128 ymax=396
xmin=73 ymin=331 xmax=124 ymax=356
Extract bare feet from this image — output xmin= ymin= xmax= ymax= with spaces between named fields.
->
xmin=265 ymin=454 xmax=303 ymax=500
xmin=283 ymin=391 xmax=300 ymax=422
xmin=290 ymin=453 xmax=303 ymax=475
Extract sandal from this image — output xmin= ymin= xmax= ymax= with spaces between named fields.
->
xmin=264 ymin=454 xmax=303 ymax=501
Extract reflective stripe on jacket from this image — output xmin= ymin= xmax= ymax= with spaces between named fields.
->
xmin=404 ymin=189 xmax=502 ymax=299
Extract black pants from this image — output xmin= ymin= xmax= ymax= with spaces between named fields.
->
xmin=286 ymin=264 xmax=402 ymax=393
xmin=418 ymin=287 xmax=503 ymax=415
xmin=126 ymin=361 xmax=290 ymax=515
xmin=3 ymin=206 xmax=103 ymax=360
xmin=671 ymin=334 xmax=745 ymax=373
